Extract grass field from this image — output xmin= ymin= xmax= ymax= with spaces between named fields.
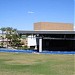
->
xmin=0 ymin=52 xmax=74 ymax=75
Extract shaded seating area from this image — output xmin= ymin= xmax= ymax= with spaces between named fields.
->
xmin=17 ymin=31 xmax=75 ymax=52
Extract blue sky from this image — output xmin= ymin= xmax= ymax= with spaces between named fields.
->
xmin=0 ymin=0 xmax=74 ymax=30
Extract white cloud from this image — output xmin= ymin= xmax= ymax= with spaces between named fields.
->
xmin=28 ymin=11 xmax=35 ymax=14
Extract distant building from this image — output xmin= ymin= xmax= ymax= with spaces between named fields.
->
xmin=0 ymin=33 xmax=10 ymax=47
xmin=20 ymin=35 xmax=36 ymax=49
xmin=34 ymin=22 xmax=73 ymax=31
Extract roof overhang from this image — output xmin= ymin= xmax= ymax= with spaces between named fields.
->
xmin=17 ymin=30 xmax=75 ymax=35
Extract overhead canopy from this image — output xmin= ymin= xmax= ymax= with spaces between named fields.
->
xmin=17 ymin=30 xmax=75 ymax=35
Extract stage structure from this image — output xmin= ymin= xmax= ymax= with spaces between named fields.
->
xmin=17 ymin=31 xmax=75 ymax=52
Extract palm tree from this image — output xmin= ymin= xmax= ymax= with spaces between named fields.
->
xmin=0 ymin=27 xmax=6 ymax=47
xmin=6 ymin=27 xmax=13 ymax=47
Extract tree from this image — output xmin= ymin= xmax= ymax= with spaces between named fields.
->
xmin=0 ymin=27 xmax=6 ymax=47
xmin=5 ymin=27 xmax=22 ymax=48
xmin=0 ymin=27 xmax=24 ymax=49
xmin=5 ymin=27 xmax=13 ymax=47
xmin=11 ymin=33 xmax=22 ymax=48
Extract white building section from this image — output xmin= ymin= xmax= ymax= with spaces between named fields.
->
xmin=28 ymin=35 xmax=36 ymax=47
xmin=39 ymin=38 xmax=42 ymax=52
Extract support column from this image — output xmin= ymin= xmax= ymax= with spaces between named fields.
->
xmin=39 ymin=38 xmax=42 ymax=52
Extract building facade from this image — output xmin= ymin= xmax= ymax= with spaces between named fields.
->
xmin=18 ymin=22 xmax=75 ymax=52
xmin=34 ymin=22 xmax=74 ymax=52
xmin=34 ymin=22 xmax=73 ymax=31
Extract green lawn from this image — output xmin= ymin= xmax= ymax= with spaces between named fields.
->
xmin=0 ymin=52 xmax=74 ymax=75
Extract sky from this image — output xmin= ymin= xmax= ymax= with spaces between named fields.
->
xmin=0 ymin=0 xmax=74 ymax=30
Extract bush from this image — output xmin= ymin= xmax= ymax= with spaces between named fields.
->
xmin=22 ymin=46 xmax=28 ymax=50
xmin=17 ymin=46 xmax=28 ymax=50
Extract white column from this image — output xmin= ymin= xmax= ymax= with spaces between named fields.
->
xmin=39 ymin=38 xmax=42 ymax=52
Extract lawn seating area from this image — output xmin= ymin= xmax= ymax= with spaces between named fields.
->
xmin=0 ymin=52 xmax=74 ymax=75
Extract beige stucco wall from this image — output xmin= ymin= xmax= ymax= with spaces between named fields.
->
xmin=34 ymin=22 xmax=74 ymax=31
xmin=21 ymin=38 xmax=28 ymax=46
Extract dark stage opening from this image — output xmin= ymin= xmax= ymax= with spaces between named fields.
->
xmin=42 ymin=39 xmax=75 ymax=51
